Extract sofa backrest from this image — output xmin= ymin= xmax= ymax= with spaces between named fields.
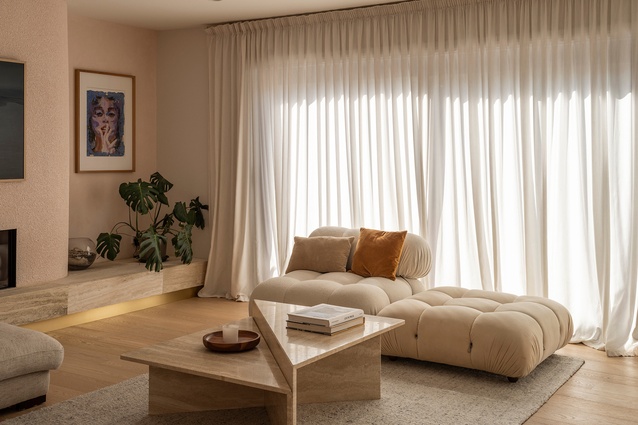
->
xmin=308 ymin=226 xmax=432 ymax=279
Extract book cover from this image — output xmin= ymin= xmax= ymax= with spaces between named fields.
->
xmin=286 ymin=316 xmax=365 ymax=335
xmin=287 ymin=303 xmax=364 ymax=326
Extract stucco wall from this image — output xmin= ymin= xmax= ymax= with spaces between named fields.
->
xmin=157 ymin=28 xmax=211 ymax=260
xmin=0 ymin=6 xmax=204 ymax=286
xmin=68 ymin=14 xmax=158 ymax=259
xmin=0 ymin=0 xmax=70 ymax=286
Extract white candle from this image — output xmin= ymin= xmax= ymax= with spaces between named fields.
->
xmin=222 ymin=324 xmax=239 ymax=343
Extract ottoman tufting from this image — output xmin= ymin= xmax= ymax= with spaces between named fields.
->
xmin=378 ymin=286 xmax=573 ymax=381
xmin=0 ymin=323 xmax=64 ymax=409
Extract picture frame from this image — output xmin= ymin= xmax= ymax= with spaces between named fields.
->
xmin=0 ymin=58 xmax=25 ymax=181
xmin=75 ymin=69 xmax=135 ymax=172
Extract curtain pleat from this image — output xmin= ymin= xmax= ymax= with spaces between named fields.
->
xmin=199 ymin=0 xmax=638 ymax=356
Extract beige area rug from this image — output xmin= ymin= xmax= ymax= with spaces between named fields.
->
xmin=5 ymin=355 xmax=583 ymax=425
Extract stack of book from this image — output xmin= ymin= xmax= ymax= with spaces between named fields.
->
xmin=286 ymin=303 xmax=365 ymax=335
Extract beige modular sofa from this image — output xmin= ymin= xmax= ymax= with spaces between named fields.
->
xmin=250 ymin=226 xmax=573 ymax=380
xmin=250 ymin=226 xmax=432 ymax=315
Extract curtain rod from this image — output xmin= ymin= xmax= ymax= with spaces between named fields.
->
xmin=205 ymin=1 xmax=411 ymax=28
xmin=205 ymin=0 xmax=498 ymax=29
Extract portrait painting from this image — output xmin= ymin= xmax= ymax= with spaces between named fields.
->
xmin=86 ymin=90 xmax=125 ymax=157
xmin=75 ymin=70 xmax=135 ymax=172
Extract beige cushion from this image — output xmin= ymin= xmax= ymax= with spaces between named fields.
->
xmin=0 ymin=323 xmax=64 ymax=382
xmin=309 ymin=227 xmax=361 ymax=270
xmin=286 ymin=236 xmax=354 ymax=273
xmin=395 ymin=233 xmax=432 ymax=279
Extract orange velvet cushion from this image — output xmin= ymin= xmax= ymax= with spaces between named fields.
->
xmin=350 ymin=228 xmax=408 ymax=280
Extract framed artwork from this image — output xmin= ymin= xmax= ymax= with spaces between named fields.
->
xmin=75 ymin=69 xmax=135 ymax=172
xmin=0 ymin=58 xmax=25 ymax=181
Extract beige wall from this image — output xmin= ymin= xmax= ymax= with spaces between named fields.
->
xmin=0 ymin=0 xmax=70 ymax=286
xmin=1 ymin=5 xmax=208 ymax=287
xmin=68 ymin=14 xmax=158 ymax=259
xmin=157 ymin=28 xmax=211 ymax=259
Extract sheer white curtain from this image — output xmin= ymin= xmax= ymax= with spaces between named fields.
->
xmin=199 ymin=0 xmax=638 ymax=356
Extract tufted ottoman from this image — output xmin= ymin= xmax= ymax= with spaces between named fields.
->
xmin=378 ymin=286 xmax=573 ymax=381
xmin=0 ymin=323 xmax=64 ymax=409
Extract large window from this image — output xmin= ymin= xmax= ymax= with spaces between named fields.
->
xmin=203 ymin=0 xmax=638 ymax=356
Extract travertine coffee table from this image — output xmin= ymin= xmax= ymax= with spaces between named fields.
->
xmin=121 ymin=299 xmax=404 ymax=424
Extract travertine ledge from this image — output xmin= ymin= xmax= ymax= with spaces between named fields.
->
xmin=0 ymin=258 xmax=207 ymax=326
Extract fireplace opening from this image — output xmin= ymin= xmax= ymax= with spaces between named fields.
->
xmin=0 ymin=229 xmax=16 ymax=290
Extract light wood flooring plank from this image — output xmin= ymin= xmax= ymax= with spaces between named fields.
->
xmin=526 ymin=342 xmax=638 ymax=425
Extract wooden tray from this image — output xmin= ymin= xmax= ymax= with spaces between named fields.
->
xmin=202 ymin=330 xmax=261 ymax=353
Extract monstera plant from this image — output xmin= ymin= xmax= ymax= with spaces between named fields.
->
xmin=96 ymin=172 xmax=208 ymax=272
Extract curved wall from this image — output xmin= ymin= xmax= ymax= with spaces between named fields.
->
xmin=0 ymin=0 xmax=70 ymax=286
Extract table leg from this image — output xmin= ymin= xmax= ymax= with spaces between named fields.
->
xmin=296 ymin=337 xmax=381 ymax=404
xmin=147 ymin=366 xmax=292 ymax=424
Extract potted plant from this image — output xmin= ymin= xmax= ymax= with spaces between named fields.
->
xmin=96 ymin=172 xmax=208 ymax=272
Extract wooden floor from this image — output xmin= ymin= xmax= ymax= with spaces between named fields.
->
xmin=1 ymin=297 xmax=637 ymax=424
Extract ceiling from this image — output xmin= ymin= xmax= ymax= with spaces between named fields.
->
xmin=66 ymin=0 xmax=401 ymax=31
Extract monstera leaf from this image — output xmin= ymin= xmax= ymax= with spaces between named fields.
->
xmin=189 ymin=197 xmax=208 ymax=229
xmin=172 ymin=224 xmax=194 ymax=264
xmin=173 ymin=198 xmax=208 ymax=229
xmin=137 ymin=228 xmax=167 ymax=272
xmin=119 ymin=180 xmax=160 ymax=215
xmin=173 ymin=201 xmax=189 ymax=223
xmin=149 ymin=172 xmax=173 ymax=206
xmin=96 ymin=232 xmax=122 ymax=261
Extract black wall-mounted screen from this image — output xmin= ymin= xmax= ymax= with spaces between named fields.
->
xmin=0 ymin=59 xmax=25 ymax=181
